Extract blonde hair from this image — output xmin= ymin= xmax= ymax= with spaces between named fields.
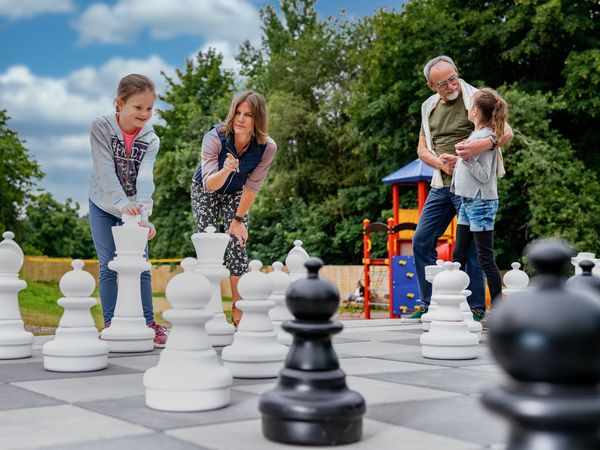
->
xmin=473 ymin=88 xmax=508 ymax=139
xmin=223 ymin=90 xmax=268 ymax=145
xmin=115 ymin=74 xmax=156 ymax=111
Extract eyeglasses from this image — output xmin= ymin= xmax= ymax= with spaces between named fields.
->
xmin=434 ymin=74 xmax=458 ymax=89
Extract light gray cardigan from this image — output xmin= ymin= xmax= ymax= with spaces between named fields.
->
xmin=451 ymin=127 xmax=498 ymax=200
xmin=88 ymin=114 xmax=159 ymax=221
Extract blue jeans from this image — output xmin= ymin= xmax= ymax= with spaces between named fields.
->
xmin=412 ymin=187 xmax=486 ymax=310
xmin=458 ymin=192 xmax=499 ymax=231
xmin=88 ymin=200 xmax=154 ymax=325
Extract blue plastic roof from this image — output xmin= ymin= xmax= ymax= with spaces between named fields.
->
xmin=382 ymin=158 xmax=433 ymax=185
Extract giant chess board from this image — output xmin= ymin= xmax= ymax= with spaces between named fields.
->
xmin=0 ymin=319 xmax=507 ymax=450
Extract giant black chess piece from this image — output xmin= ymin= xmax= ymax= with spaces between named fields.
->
xmin=259 ymin=257 xmax=366 ymax=445
xmin=482 ymin=239 xmax=600 ymax=450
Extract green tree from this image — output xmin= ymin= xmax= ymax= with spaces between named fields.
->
xmin=23 ymin=193 xmax=95 ymax=258
xmin=151 ymin=50 xmax=235 ymax=257
xmin=0 ymin=110 xmax=43 ymax=235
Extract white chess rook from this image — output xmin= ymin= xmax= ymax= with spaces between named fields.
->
xmin=144 ymin=258 xmax=232 ymax=411
xmin=268 ymin=261 xmax=293 ymax=346
xmin=222 ymin=260 xmax=288 ymax=378
xmin=421 ymin=262 xmax=479 ymax=360
xmin=43 ymin=260 xmax=109 ymax=372
xmin=100 ymin=214 xmax=154 ymax=352
xmin=192 ymin=226 xmax=235 ymax=347
xmin=502 ymin=262 xmax=530 ymax=299
xmin=0 ymin=231 xmax=33 ymax=359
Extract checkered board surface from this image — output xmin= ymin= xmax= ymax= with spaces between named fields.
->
xmin=0 ymin=320 xmax=508 ymax=450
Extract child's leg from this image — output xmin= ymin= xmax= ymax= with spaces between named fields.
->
xmin=453 ymin=201 xmax=474 ymax=272
xmin=453 ymin=224 xmax=474 ymax=272
xmin=88 ymin=201 xmax=120 ymax=325
xmin=141 ymin=245 xmax=153 ymax=324
xmin=473 ymin=231 xmax=502 ymax=304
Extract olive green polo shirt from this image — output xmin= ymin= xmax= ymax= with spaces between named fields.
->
xmin=421 ymin=95 xmax=474 ymax=187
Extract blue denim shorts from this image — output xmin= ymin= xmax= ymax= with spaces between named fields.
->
xmin=457 ymin=192 xmax=499 ymax=231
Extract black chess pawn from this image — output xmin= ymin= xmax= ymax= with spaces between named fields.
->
xmin=259 ymin=257 xmax=366 ymax=446
xmin=482 ymin=239 xmax=600 ymax=450
xmin=566 ymin=259 xmax=600 ymax=300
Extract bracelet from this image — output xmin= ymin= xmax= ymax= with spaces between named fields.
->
xmin=233 ymin=214 xmax=244 ymax=223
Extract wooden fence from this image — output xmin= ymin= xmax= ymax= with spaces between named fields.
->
xmin=22 ymin=256 xmax=364 ymax=300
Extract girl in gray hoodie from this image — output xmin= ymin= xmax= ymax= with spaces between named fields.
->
xmin=88 ymin=74 xmax=166 ymax=347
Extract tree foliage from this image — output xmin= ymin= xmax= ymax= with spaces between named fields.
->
xmin=0 ymin=110 xmax=43 ymax=235
xmin=145 ymin=0 xmax=599 ymax=265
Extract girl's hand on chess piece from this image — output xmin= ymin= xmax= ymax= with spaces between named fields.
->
xmin=121 ymin=201 xmax=143 ymax=216
xmin=139 ymin=221 xmax=156 ymax=240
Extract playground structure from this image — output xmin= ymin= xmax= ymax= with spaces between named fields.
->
xmin=362 ymin=159 xmax=457 ymax=319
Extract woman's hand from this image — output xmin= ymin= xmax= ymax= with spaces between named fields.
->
xmin=223 ymin=154 xmax=239 ymax=173
xmin=227 ymin=219 xmax=248 ymax=247
xmin=121 ymin=202 xmax=143 ymax=216
xmin=139 ymin=221 xmax=157 ymax=240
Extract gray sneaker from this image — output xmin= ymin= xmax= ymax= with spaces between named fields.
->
xmin=480 ymin=308 xmax=496 ymax=330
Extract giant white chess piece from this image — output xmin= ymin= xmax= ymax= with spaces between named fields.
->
xmin=421 ymin=259 xmax=444 ymax=330
xmin=144 ymin=258 xmax=232 ymax=411
xmin=421 ymin=262 xmax=479 ymax=360
xmin=43 ymin=260 xmax=109 ymax=371
xmin=222 ymin=260 xmax=288 ymax=378
xmin=100 ymin=214 xmax=154 ymax=352
xmin=502 ymin=262 xmax=530 ymax=299
xmin=191 ymin=226 xmax=234 ymax=347
xmin=571 ymin=252 xmax=600 ymax=277
xmin=268 ymin=261 xmax=293 ymax=345
xmin=459 ymin=290 xmax=482 ymax=338
xmin=286 ymin=240 xmax=309 ymax=282
xmin=0 ymin=231 xmax=33 ymax=359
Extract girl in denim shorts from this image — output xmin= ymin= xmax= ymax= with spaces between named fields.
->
xmin=451 ymin=88 xmax=509 ymax=313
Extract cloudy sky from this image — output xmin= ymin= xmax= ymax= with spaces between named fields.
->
xmin=0 ymin=0 xmax=397 ymax=215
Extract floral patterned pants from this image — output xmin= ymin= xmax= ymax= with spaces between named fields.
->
xmin=190 ymin=181 xmax=249 ymax=276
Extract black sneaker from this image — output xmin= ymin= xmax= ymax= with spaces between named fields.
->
xmin=471 ymin=308 xmax=485 ymax=322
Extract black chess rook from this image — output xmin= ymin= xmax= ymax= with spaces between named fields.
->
xmin=259 ymin=257 xmax=366 ymax=446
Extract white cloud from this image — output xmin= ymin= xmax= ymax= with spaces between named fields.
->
xmin=197 ymin=40 xmax=241 ymax=72
xmin=74 ymin=0 xmax=260 ymax=46
xmin=0 ymin=0 xmax=74 ymax=19
xmin=0 ymin=57 xmax=176 ymax=213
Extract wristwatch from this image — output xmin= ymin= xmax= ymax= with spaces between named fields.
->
xmin=489 ymin=134 xmax=499 ymax=150
xmin=233 ymin=214 xmax=244 ymax=223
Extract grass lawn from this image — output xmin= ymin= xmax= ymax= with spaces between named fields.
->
xmin=18 ymin=278 xmax=235 ymax=335
xmin=18 ymin=279 xmax=387 ymax=335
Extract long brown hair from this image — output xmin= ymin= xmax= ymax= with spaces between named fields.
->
xmin=473 ymin=88 xmax=508 ymax=139
xmin=115 ymin=74 xmax=156 ymax=111
xmin=223 ymin=90 xmax=268 ymax=145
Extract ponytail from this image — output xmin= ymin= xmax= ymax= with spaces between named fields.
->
xmin=473 ymin=88 xmax=509 ymax=140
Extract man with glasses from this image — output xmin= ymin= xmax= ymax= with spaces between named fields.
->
xmin=405 ymin=55 xmax=513 ymax=323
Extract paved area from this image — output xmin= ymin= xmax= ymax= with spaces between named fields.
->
xmin=0 ymin=320 xmax=508 ymax=449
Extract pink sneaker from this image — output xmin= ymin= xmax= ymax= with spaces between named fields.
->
xmin=148 ymin=322 xmax=168 ymax=348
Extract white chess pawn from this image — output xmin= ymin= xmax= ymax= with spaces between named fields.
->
xmin=222 ymin=260 xmax=288 ymax=378
xmin=571 ymin=252 xmax=596 ymax=276
xmin=144 ymin=259 xmax=232 ymax=411
xmin=100 ymin=214 xmax=154 ymax=352
xmin=286 ymin=240 xmax=310 ymax=282
xmin=458 ymin=290 xmax=482 ymax=338
xmin=268 ymin=261 xmax=292 ymax=345
xmin=420 ymin=259 xmax=444 ymax=330
xmin=421 ymin=262 xmax=479 ymax=360
xmin=43 ymin=260 xmax=109 ymax=372
xmin=192 ymin=226 xmax=234 ymax=347
xmin=0 ymin=231 xmax=33 ymax=359
xmin=502 ymin=262 xmax=530 ymax=298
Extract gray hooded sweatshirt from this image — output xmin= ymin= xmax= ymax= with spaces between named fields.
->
xmin=88 ymin=114 xmax=159 ymax=221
